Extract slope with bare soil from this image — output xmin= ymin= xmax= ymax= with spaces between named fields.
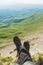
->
xmin=0 ymin=33 xmax=43 ymax=59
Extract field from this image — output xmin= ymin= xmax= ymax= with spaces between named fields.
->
xmin=0 ymin=12 xmax=43 ymax=45
xmin=0 ymin=7 xmax=43 ymax=65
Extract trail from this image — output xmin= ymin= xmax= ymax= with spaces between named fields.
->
xmin=0 ymin=33 xmax=43 ymax=59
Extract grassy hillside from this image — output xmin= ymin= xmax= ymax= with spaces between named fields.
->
xmin=0 ymin=12 xmax=43 ymax=47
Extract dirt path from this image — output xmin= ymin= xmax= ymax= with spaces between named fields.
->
xmin=0 ymin=33 xmax=43 ymax=59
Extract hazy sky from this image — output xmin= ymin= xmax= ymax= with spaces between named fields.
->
xmin=0 ymin=0 xmax=43 ymax=8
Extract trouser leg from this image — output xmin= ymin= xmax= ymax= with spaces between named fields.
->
xmin=18 ymin=46 xmax=32 ymax=65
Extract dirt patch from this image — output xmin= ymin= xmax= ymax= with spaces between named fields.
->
xmin=0 ymin=33 xmax=43 ymax=59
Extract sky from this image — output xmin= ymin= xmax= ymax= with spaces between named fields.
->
xmin=0 ymin=0 xmax=43 ymax=8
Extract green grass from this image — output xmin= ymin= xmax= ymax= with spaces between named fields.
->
xmin=0 ymin=13 xmax=43 ymax=46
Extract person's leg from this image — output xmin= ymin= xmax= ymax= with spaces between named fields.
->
xmin=19 ymin=44 xmax=35 ymax=65
xmin=13 ymin=36 xmax=22 ymax=65
xmin=13 ymin=36 xmax=32 ymax=65
xmin=23 ymin=41 xmax=32 ymax=61
xmin=19 ymin=45 xmax=32 ymax=65
xmin=13 ymin=36 xmax=21 ymax=56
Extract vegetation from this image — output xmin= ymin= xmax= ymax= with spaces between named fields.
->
xmin=0 ymin=13 xmax=43 ymax=45
xmin=0 ymin=53 xmax=43 ymax=65
xmin=0 ymin=8 xmax=43 ymax=65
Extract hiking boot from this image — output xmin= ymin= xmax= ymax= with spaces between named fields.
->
xmin=13 ymin=36 xmax=21 ymax=55
xmin=23 ymin=41 xmax=30 ymax=52
xmin=23 ymin=41 xmax=32 ymax=61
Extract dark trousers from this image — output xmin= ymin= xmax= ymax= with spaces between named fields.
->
xmin=10 ymin=46 xmax=35 ymax=65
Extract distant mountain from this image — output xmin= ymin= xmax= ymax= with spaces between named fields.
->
xmin=0 ymin=8 xmax=43 ymax=28
xmin=0 ymin=7 xmax=43 ymax=20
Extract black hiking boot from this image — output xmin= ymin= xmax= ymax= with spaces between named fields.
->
xmin=13 ymin=36 xmax=21 ymax=55
xmin=23 ymin=41 xmax=32 ymax=61
xmin=23 ymin=41 xmax=29 ymax=52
